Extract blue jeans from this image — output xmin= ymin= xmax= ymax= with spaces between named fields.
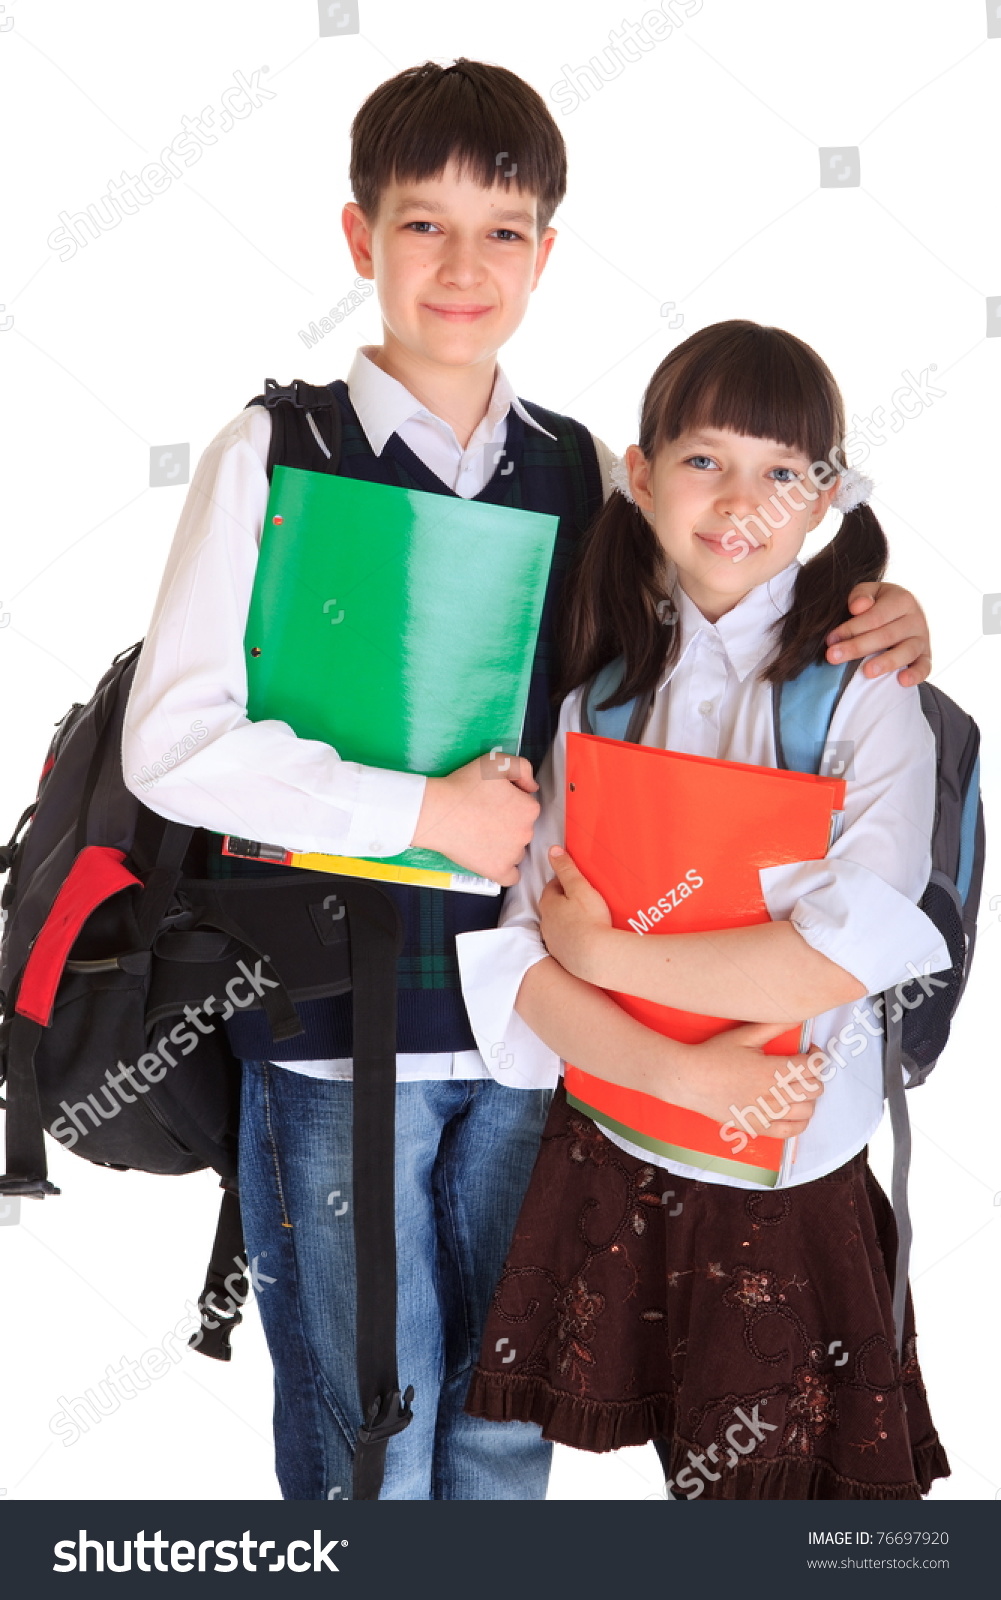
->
xmin=238 ymin=1063 xmax=553 ymax=1500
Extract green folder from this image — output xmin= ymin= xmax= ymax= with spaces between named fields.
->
xmin=240 ymin=467 xmax=559 ymax=890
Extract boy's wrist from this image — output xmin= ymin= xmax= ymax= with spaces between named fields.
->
xmin=346 ymin=766 xmax=427 ymax=859
xmin=410 ymin=773 xmax=443 ymax=852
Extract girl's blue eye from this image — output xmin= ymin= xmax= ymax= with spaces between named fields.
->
xmin=770 ymin=467 xmax=800 ymax=482
xmin=686 ymin=455 xmax=717 ymax=470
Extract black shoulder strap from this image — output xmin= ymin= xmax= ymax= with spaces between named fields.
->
xmin=338 ymin=878 xmax=414 ymax=1499
xmin=246 ymin=379 xmax=344 ymax=480
xmin=189 ymin=1183 xmax=247 ymax=1362
xmin=179 ymin=870 xmax=412 ymax=1496
xmin=0 ymin=1015 xmax=60 ymax=1197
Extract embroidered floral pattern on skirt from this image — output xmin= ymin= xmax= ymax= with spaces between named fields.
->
xmin=465 ymin=1085 xmax=950 ymax=1500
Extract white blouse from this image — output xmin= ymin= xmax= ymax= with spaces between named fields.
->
xmin=455 ymin=561 xmax=951 ymax=1188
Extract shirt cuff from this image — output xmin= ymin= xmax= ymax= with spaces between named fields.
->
xmin=759 ymin=858 xmax=951 ymax=995
xmin=455 ymin=926 xmax=560 ymax=1089
xmin=340 ymin=765 xmax=428 ymax=859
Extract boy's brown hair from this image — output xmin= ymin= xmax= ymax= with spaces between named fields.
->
xmin=350 ymin=59 xmax=567 ymax=233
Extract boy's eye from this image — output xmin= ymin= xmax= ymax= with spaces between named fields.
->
xmin=491 ymin=228 xmax=523 ymax=242
xmin=405 ymin=220 xmax=442 ymax=234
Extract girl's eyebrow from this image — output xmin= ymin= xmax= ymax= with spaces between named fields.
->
xmin=678 ymin=431 xmax=809 ymax=460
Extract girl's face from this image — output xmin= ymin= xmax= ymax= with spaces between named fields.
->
xmin=626 ymin=427 xmax=838 ymax=622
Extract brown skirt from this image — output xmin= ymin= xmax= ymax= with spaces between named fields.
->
xmin=465 ymin=1083 xmax=950 ymax=1500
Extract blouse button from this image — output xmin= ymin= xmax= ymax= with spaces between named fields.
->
xmin=698 ymin=700 xmax=715 ymax=716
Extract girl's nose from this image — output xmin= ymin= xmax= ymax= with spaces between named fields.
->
xmin=714 ymin=481 xmax=763 ymax=522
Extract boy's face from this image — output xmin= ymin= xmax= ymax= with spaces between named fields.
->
xmin=343 ymin=160 xmax=556 ymax=372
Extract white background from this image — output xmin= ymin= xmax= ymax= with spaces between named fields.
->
xmin=0 ymin=0 xmax=998 ymax=1503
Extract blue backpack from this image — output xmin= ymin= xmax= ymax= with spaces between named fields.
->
xmin=581 ymin=656 xmax=985 ymax=1352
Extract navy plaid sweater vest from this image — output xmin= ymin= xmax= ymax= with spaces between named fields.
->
xmin=211 ymin=379 xmax=602 ymax=1060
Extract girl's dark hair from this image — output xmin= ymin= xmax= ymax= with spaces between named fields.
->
xmin=557 ymin=320 xmax=888 ymax=706
xmin=350 ymin=59 xmax=567 ymax=233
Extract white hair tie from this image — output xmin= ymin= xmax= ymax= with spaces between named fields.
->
xmin=608 ymin=455 xmax=636 ymax=505
xmin=833 ymin=467 xmax=874 ymax=514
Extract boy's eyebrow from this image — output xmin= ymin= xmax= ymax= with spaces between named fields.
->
xmin=389 ymin=195 xmax=537 ymax=228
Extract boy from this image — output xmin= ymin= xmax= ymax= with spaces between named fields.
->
xmin=122 ymin=59 xmax=932 ymax=1501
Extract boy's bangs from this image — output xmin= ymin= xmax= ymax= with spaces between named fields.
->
xmin=653 ymin=326 xmax=841 ymax=467
xmin=388 ymin=139 xmax=540 ymax=218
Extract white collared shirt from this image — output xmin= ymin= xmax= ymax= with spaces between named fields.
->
xmin=455 ymin=562 xmax=951 ymax=1184
xmin=121 ymin=348 xmax=613 ymax=1079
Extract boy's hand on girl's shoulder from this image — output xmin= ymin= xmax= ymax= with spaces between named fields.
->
xmin=827 ymin=581 xmax=932 ymax=687
xmin=667 ymin=1023 xmax=826 ymax=1141
xmin=411 ymin=754 xmax=540 ymax=887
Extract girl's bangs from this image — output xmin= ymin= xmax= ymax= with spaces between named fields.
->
xmin=653 ymin=329 xmax=841 ymax=467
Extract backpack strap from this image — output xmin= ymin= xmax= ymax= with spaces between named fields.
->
xmin=883 ymin=1000 xmax=911 ymax=1359
xmin=340 ymin=877 xmax=414 ymax=1500
xmin=581 ymin=657 xmax=656 ymax=744
xmin=179 ymin=870 xmax=412 ymax=1494
xmin=188 ymin=1182 xmax=247 ymax=1362
xmin=0 ymin=1016 xmax=60 ymax=1197
xmin=247 ymin=378 xmax=344 ymax=480
xmin=239 ymin=379 xmax=415 ymax=1491
xmin=775 ymin=655 xmax=918 ymax=1357
xmin=772 ymin=657 xmax=861 ymax=774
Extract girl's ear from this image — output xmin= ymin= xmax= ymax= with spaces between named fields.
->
xmin=626 ymin=445 xmax=656 ymax=518
xmin=806 ymin=479 xmax=839 ymax=532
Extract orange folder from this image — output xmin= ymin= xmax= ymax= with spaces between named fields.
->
xmin=563 ymin=733 xmax=846 ymax=1186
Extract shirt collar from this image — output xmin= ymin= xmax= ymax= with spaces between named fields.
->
xmin=665 ymin=561 xmax=802 ymax=686
xmin=345 ymin=345 xmax=556 ymax=457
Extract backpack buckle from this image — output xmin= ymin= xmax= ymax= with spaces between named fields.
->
xmin=263 ymin=377 xmax=298 ymax=407
xmin=263 ymin=377 xmax=335 ymax=411
xmin=356 ymin=1385 xmax=415 ymax=1446
xmin=0 ymin=1175 xmax=61 ymax=1197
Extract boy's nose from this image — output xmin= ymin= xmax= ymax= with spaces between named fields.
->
xmin=436 ymin=239 xmax=485 ymax=287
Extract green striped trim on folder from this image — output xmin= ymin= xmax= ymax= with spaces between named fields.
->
xmin=565 ymin=1092 xmax=780 ymax=1188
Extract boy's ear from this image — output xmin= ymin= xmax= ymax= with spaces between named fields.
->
xmin=531 ymin=227 xmax=557 ymax=291
xmin=342 ymin=202 xmax=374 ymax=280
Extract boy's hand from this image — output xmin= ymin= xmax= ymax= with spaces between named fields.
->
xmin=411 ymin=755 xmax=539 ymax=887
xmin=826 ymin=581 xmax=931 ymax=687
xmin=539 ymin=846 xmax=613 ymax=980
xmin=670 ymin=1023 xmax=826 ymax=1140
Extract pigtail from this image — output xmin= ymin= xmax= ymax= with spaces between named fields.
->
xmin=765 ymin=502 xmax=888 ymax=684
xmin=555 ymin=491 xmax=677 ymax=708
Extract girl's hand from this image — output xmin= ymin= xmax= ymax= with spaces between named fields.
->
xmin=827 ymin=581 xmax=931 ymax=687
xmin=538 ymin=846 xmax=613 ymax=981
xmin=665 ymin=1022 xmax=826 ymax=1141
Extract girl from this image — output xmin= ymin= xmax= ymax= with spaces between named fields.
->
xmin=455 ymin=321 xmax=951 ymax=1499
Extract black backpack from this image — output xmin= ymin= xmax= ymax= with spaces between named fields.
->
xmin=0 ymin=380 xmax=414 ymax=1500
